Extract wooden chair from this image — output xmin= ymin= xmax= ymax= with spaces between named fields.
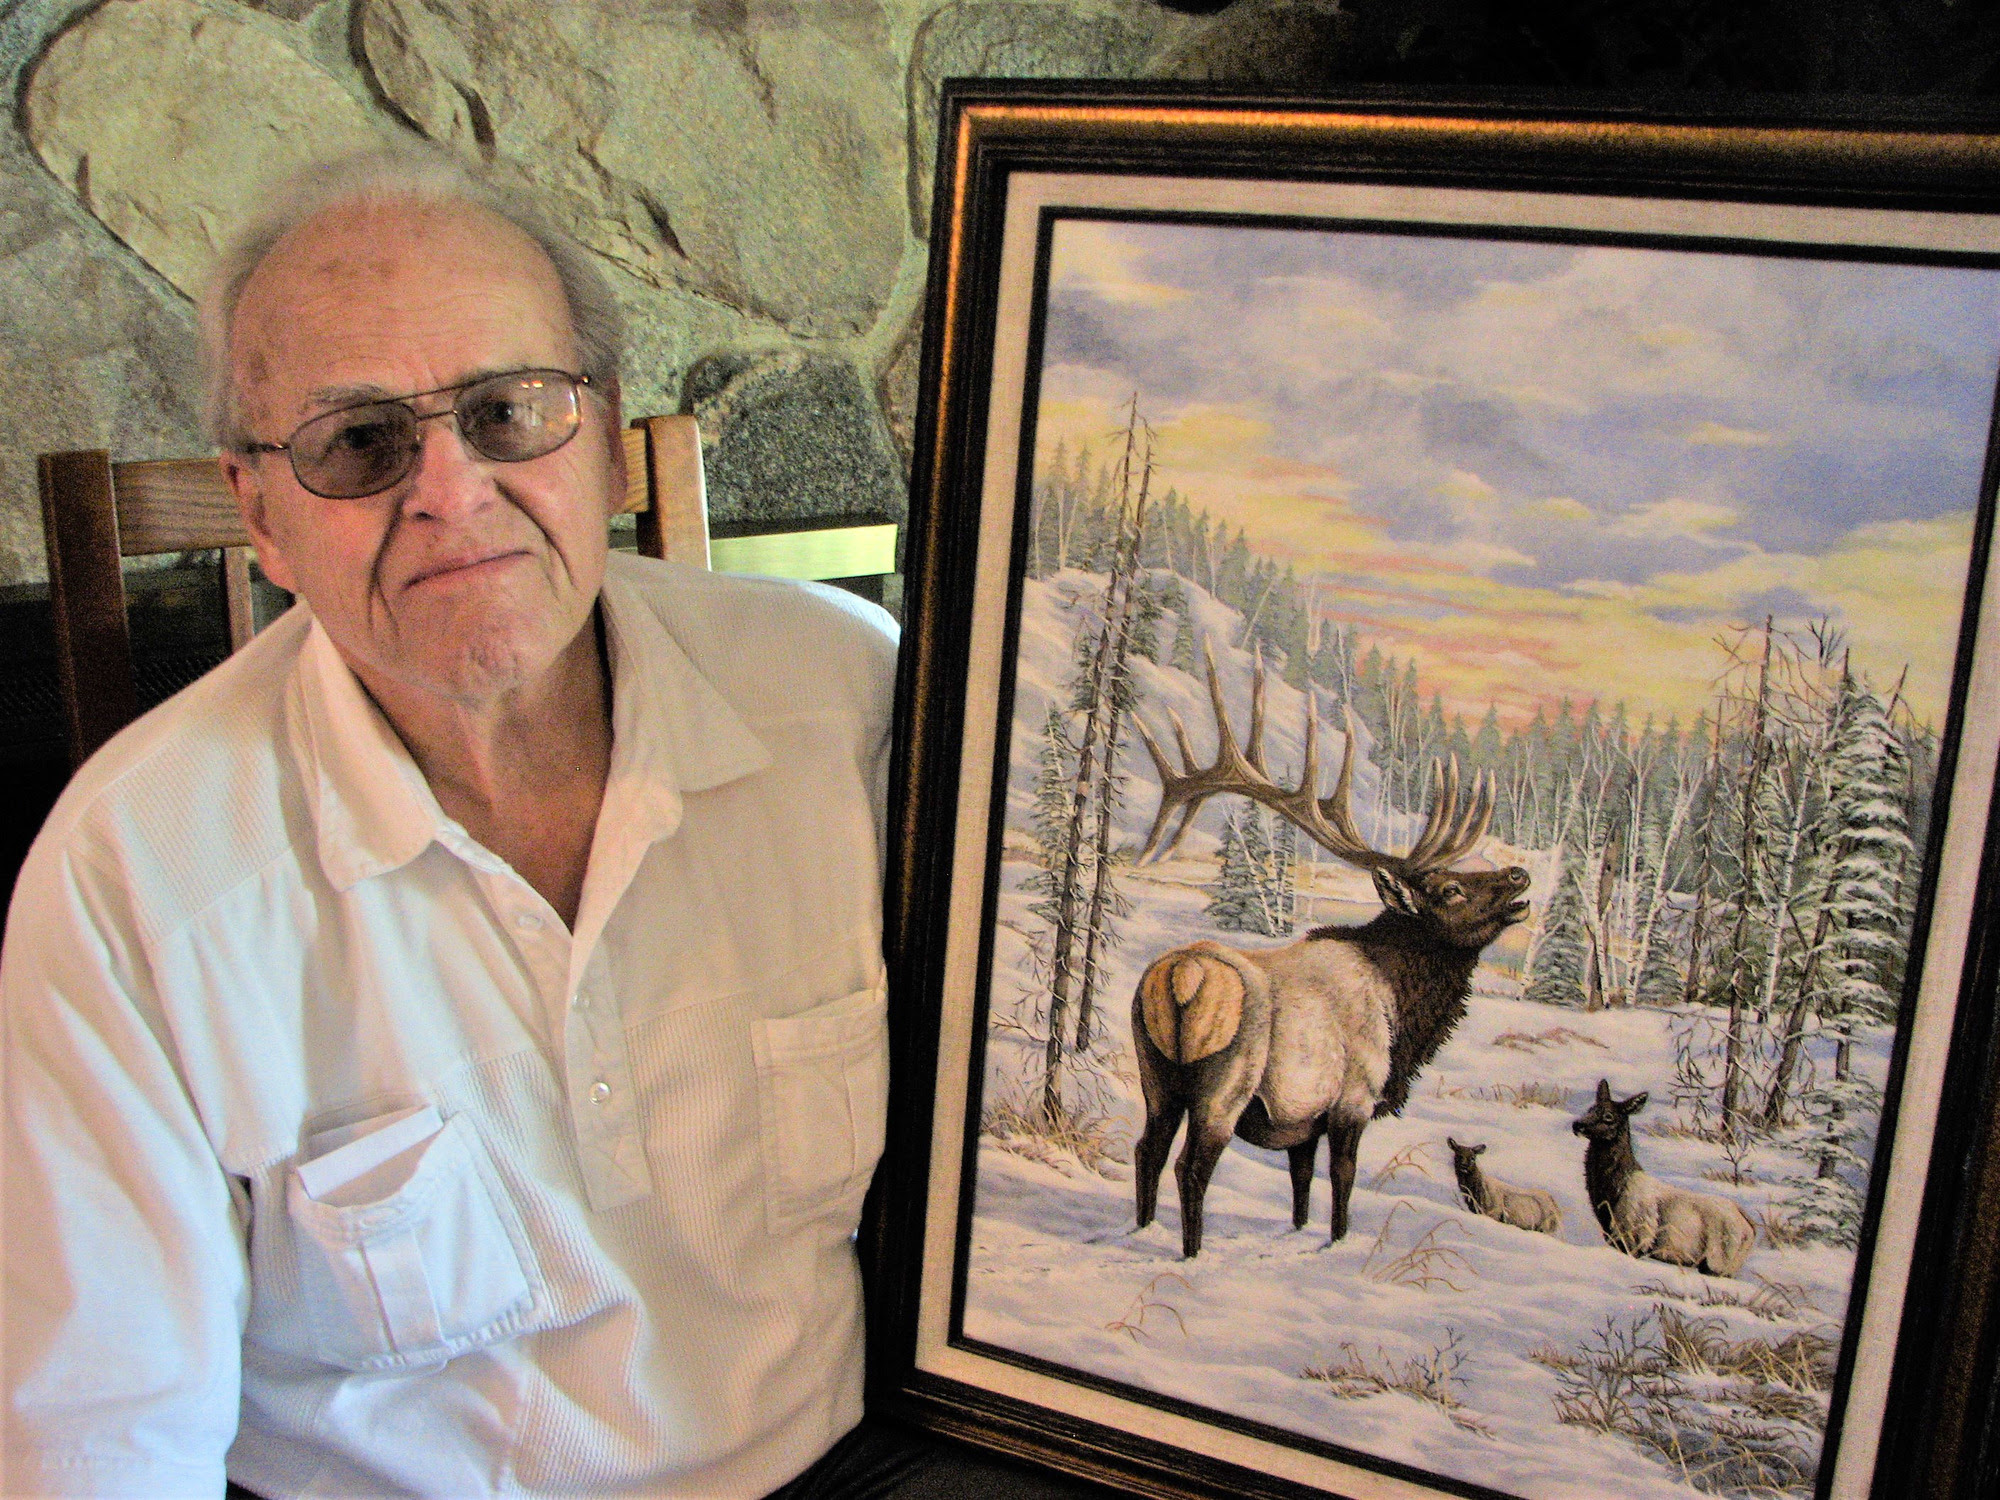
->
xmin=36 ymin=415 xmax=898 ymax=769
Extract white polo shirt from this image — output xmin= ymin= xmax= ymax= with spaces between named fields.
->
xmin=2 ymin=552 xmax=898 ymax=1499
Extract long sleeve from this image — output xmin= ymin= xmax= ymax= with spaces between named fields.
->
xmin=3 ymin=838 xmax=247 ymax=1499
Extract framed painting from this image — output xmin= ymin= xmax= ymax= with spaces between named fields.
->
xmin=870 ymin=86 xmax=2000 ymax=1500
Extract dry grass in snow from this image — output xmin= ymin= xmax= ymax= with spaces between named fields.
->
xmin=1360 ymin=1202 xmax=1476 ymax=1292
xmin=982 ymin=1089 xmax=1129 ymax=1177
xmin=1435 ymin=1076 xmax=1573 ymax=1110
xmin=1533 ymin=1299 xmax=1833 ymax=1497
xmin=1365 ymin=1140 xmax=1436 ymax=1192
xmin=1301 ymin=1330 xmax=1493 ymax=1435
xmin=1105 ymin=1272 xmax=1193 ymax=1344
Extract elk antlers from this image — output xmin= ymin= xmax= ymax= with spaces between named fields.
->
xmin=1132 ymin=637 xmax=1493 ymax=873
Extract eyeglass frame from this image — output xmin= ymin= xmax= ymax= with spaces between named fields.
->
xmin=236 ymin=367 xmax=602 ymax=500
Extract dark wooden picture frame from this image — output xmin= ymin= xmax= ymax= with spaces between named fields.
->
xmin=869 ymin=85 xmax=2000 ymax=1500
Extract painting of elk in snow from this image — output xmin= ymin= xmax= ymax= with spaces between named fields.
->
xmin=950 ymin=214 xmax=2000 ymax=1500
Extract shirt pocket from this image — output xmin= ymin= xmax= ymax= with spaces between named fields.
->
xmin=284 ymin=1106 xmax=544 ymax=1372
xmin=750 ymin=981 xmax=888 ymax=1236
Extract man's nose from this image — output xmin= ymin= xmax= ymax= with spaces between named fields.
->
xmin=401 ymin=410 xmax=496 ymax=518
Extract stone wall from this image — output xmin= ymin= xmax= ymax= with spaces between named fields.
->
xmin=1 ymin=0 xmax=1990 ymax=587
xmin=0 ymin=0 xmax=1348 ymax=582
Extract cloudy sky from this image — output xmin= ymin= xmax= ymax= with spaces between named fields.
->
xmin=1031 ymin=216 xmax=2000 ymax=729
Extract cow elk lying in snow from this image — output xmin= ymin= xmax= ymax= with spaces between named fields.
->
xmin=1572 ymin=1080 xmax=1755 ymax=1278
xmin=1447 ymin=1138 xmax=1562 ymax=1235
xmin=1129 ymin=644 xmax=1532 ymax=1258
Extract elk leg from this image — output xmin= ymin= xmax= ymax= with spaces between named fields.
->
xmin=1175 ymin=1120 xmax=1234 ymax=1259
xmin=1134 ymin=1099 xmax=1186 ymax=1231
xmin=1325 ymin=1117 xmax=1364 ymax=1242
xmin=1287 ymin=1135 xmax=1320 ymax=1229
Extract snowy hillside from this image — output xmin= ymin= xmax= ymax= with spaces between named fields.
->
xmin=1007 ymin=571 xmax=1408 ymax=863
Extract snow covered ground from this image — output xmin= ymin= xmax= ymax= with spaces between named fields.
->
xmin=966 ymin=863 xmax=1886 ymax=1498
xmin=961 ymin=575 xmax=1894 ymax=1498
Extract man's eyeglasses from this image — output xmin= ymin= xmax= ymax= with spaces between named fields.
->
xmin=240 ymin=368 xmax=596 ymax=500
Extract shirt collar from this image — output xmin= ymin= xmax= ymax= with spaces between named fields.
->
xmin=287 ymin=567 xmax=771 ymax=893
xmin=593 ymin=561 xmax=772 ymax=853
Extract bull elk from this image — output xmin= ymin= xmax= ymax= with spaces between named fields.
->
xmin=1130 ymin=643 xmax=1531 ymax=1257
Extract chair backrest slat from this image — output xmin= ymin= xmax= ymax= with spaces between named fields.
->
xmin=111 ymin=459 xmax=249 ymax=554
xmin=632 ymin=416 xmax=709 ymax=568
xmin=618 ymin=427 xmax=649 ymax=517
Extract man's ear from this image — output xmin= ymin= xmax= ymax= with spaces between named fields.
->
xmin=221 ymin=451 xmax=299 ymax=595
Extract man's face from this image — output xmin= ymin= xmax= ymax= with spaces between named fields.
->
xmin=222 ymin=199 xmax=622 ymax=713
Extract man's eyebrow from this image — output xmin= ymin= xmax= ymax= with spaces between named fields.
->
xmin=302 ymin=382 xmax=397 ymax=413
xmin=299 ymin=368 xmax=523 ymax=413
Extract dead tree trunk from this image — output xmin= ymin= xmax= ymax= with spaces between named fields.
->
xmin=1075 ymin=440 xmax=1155 ymax=1053
xmin=1682 ymin=726 xmax=1723 ymax=1007
xmin=1041 ymin=401 xmax=1148 ymax=1125
xmin=1722 ymin=617 xmax=1775 ymax=1140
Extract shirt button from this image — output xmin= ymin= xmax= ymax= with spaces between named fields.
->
xmin=515 ymin=912 xmax=543 ymax=931
xmin=573 ymin=991 xmax=592 ymax=1011
xmin=589 ymin=1080 xmax=612 ymax=1105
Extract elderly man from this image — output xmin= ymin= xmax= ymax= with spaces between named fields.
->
xmin=2 ymin=153 xmax=901 ymax=1497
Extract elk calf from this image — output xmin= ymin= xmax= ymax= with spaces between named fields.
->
xmin=1446 ymin=1138 xmax=1562 ymax=1234
xmin=1571 ymin=1080 xmax=1754 ymax=1278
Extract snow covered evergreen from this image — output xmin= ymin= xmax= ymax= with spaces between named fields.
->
xmin=1204 ymin=805 xmax=1296 ymax=937
xmin=1524 ymin=836 xmax=1590 ymax=1007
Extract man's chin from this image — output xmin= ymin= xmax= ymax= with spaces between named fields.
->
xmin=347 ymin=604 xmax=600 ymax=720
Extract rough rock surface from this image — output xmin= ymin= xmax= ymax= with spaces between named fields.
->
xmin=0 ymin=0 xmax=1371 ymax=587
xmin=22 ymin=0 xmax=388 ymax=298
xmin=684 ymin=351 xmax=905 ymax=528
xmin=875 ymin=314 xmax=924 ymax=477
xmin=1152 ymin=0 xmax=1354 ymax=85
xmin=0 ymin=193 xmax=203 ymax=584
xmin=904 ymin=1 xmax=1180 ymax=238
xmin=359 ymin=0 xmax=908 ymax=337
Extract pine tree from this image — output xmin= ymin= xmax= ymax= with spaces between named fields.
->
xmin=1037 ymin=399 xmax=1158 ymax=1126
xmin=1474 ymin=704 xmax=1504 ymax=771
xmin=1215 ymin=527 xmax=1252 ymax=608
xmin=1355 ymin=644 xmax=1386 ymax=736
xmin=1152 ymin=576 xmax=1188 ymax=666
xmin=1169 ymin=597 xmax=1199 ymax=674
xmin=1136 ymin=580 xmax=1168 ymax=668
xmin=1720 ymin=618 xmax=1777 ymax=1138
xmin=1623 ymin=726 xmax=1704 ymax=1010
xmin=1027 ymin=439 xmax=1066 ymax=579
xmin=1267 ymin=813 xmax=1299 ymax=934
xmin=1525 ymin=835 xmax=1591 ymax=1007
xmin=1310 ymin=621 xmax=1355 ymax=708
xmin=1761 ymin=679 xmax=1912 ymax=1126
xmin=1205 ymin=806 xmax=1295 ymax=936
xmin=1781 ymin=1039 xmax=1881 ymax=1246
xmin=1023 ymin=706 xmax=1080 ymax=934
xmin=1679 ymin=714 xmax=1726 ymax=1009
xmin=1190 ymin=511 xmax=1215 ymax=595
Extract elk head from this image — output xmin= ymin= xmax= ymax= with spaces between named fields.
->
xmin=1133 ymin=637 xmax=1531 ymax=939
xmin=1572 ymin=1079 xmax=1648 ymax=1140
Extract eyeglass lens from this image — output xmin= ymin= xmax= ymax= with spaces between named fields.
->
xmin=287 ymin=370 xmax=584 ymax=499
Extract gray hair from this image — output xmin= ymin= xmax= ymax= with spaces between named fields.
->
xmin=198 ymin=147 xmax=624 ymax=449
